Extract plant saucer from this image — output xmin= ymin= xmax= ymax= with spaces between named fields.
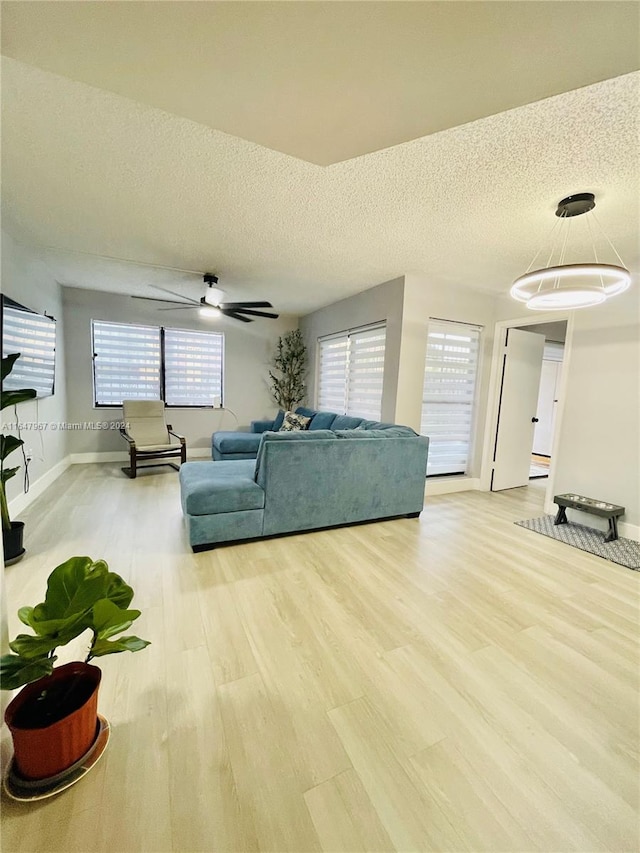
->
xmin=3 ymin=715 xmax=110 ymax=802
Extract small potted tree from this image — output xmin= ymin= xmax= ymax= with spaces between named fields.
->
xmin=1 ymin=353 xmax=37 ymax=564
xmin=268 ymin=329 xmax=307 ymax=411
xmin=1 ymin=555 xmax=150 ymax=783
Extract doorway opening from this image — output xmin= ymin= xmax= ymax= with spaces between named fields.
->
xmin=513 ymin=324 xmax=566 ymax=481
xmin=482 ymin=312 xmax=573 ymax=510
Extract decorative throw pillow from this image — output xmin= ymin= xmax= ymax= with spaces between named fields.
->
xmin=280 ymin=411 xmax=311 ymax=431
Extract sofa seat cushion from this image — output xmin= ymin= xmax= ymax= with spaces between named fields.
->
xmin=212 ymin=431 xmax=262 ymax=454
xmin=180 ymin=460 xmax=264 ymax=515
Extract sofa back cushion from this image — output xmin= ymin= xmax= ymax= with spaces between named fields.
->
xmin=255 ymin=429 xmax=337 ymax=486
xmin=331 ymin=415 xmax=365 ymax=430
xmin=334 ymin=426 xmax=418 ymax=439
xmin=310 ymin=411 xmax=337 ymax=430
xmin=272 ymin=409 xmax=286 ymax=431
xmin=295 ymin=406 xmax=316 ymax=419
xmin=362 ymin=421 xmax=399 ymax=431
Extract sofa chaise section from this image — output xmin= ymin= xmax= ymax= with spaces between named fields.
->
xmin=180 ymin=459 xmax=264 ymax=546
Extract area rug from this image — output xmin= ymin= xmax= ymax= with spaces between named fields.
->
xmin=515 ymin=515 xmax=640 ymax=570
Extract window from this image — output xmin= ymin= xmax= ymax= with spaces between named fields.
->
xmin=421 ymin=320 xmax=481 ymax=476
xmin=164 ymin=327 xmax=223 ymax=407
xmin=92 ymin=320 xmax=223 ymax=407
xmin=2 ymin=299 xmax=56 ymax=397
xmin=317 ymin=324 xmax=386 ymax=420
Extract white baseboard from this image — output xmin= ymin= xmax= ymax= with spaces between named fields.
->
xmin=69 ymin=451 xmax=128 ymax=464
xmin=619 ymin=522 xmax=640 ymax=542
xmin=8 ymin=455 xmax=72 ymax=517
xmin=187 ymin=448 xmax=211 ymax=459
xmin=425 ymin=477 xmax=480 ymax=496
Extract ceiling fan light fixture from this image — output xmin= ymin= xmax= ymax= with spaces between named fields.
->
xmin=199 ymin=306 xmax=221 ymax=319
xmin=511 ymin=193 xmax=631 ymax=311
xmin=204 ymin=286 xmax=225 ymax=307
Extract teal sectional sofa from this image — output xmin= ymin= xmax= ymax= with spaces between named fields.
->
xmin=181 ymin=417 xmax=429 ymax=550
xmin=211 ymin=406 xmax=387 ymax=460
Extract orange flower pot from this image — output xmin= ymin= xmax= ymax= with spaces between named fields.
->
xmin=5 ymin=662 xmax=102 ymax=781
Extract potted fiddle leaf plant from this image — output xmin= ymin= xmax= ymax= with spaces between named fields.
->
xmin=1 ymin=353 xmax=37 ymax=564
xmin=1 ymin=555 xmax=150 ymax=782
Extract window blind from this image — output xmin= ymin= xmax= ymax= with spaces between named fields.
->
xmin=421 ymin=321 xmax=481 ymax=476
xmin=92 ymin=321 xmax=161 ymax=405
xmin=317 ymin=336 xmax=348 ymax=414
xmin=164 ymin=327 xmax=223 ymax=407
xmin=317 ymin=324 xmax=386 ymax=420
xmin=2 ymin=306 xmax=56 ymax=397
xmin=347 ymin=326 xmax=387 ymax=420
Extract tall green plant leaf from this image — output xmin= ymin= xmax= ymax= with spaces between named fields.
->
xmin=0 ymin=654 xmax=55 ymax=691
xmin=0 ymin=435 xmax=23 ymax=461
xmin=1 ymin=467 xmax=20 ymax=485
xmin=1 ymin=353 xmax=20 ymax=381
xmin=1 ymin=388 xmax=37 ymax=411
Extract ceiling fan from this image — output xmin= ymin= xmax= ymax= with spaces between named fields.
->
xmin=132 ymin=274 xmax=279 ymax=323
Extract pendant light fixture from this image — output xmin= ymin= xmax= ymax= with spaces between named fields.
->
xmin=510 ymin=193 xmax=631 ymax=310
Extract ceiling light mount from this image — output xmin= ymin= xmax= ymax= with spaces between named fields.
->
xmin=555 ymin=192 xmax=595 ymax=218
xmin=510 ymin=191 xmax=631 ymax=310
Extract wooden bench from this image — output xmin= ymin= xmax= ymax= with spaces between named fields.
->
xmin=553 ymin=493 xmax=625 ymax=542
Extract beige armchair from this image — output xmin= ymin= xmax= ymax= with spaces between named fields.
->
xmin=119 ymin=400 xmax=186 ymax=479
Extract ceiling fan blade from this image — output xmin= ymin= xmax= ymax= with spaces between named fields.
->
xmin=157 ymin=305 xmax=197 ymax=311
xmin=219 ymin=301 xmax=273 ymax=309
xmin=221 ymin=309 xmax=253 ymax=323
xmin=153 ymin=286 xmax=200 ymax=304
xmin=131 ymin=295 xmax=190 ymax=305
xmin=228 ymin=308 xmax=280 ymax=319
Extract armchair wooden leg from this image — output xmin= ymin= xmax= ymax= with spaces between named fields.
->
xmin=181 ymin=443 xmax=187 ymax=465
xmin=130 ymin=447 xmax=137 ymax=479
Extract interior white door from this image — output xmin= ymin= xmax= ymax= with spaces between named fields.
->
xmin=532 ymin=360 xmax=559 ymax=456
xmin=491 ymin=328 xmax=545 ymax=491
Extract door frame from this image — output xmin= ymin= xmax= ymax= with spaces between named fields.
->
xmin=480 ymin=311 xmax=575 ymax=512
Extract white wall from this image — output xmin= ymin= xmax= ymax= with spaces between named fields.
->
xmin=1 ymin=231 xmax=68 ymax=503
xmin=299 ymin=278 xmax=405 ymax=424
xmin=494 ymin=288 xmax=640 ymax=530
xmin=63 ymin=286 xmax=297 ymax=454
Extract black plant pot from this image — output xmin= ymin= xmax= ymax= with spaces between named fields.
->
xmin=3 ymin=520 xmax=25 ymax=565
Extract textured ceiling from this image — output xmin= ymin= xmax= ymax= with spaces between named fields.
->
xmin=2 ymin=1 xmax=638 ymax=165
xmin=1 ymin=57 xmax=639 ymax=315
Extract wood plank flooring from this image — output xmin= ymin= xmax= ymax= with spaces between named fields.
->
xmin=1 ymin=465 xmax=638 ymax=852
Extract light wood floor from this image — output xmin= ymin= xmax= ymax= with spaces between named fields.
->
xmin=1 ymin=465 xmax=638 ymax=853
